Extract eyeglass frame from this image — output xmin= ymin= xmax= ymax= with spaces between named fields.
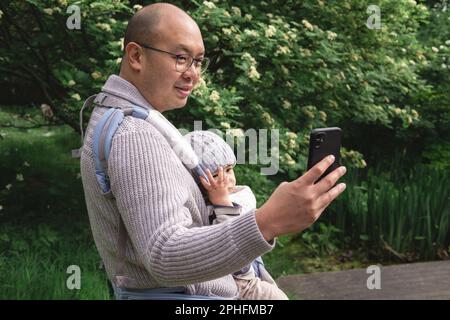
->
xmin=135 ymin=42 xmax=210 ymax=74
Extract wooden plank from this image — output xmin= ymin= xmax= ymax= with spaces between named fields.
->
xmin=276 ymin=260 xmax=450 ymax=300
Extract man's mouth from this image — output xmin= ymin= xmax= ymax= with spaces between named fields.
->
xmin=175 ymin=86 xmax=192 ymax=98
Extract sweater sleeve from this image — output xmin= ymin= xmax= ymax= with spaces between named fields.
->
xmin=108 ymin=127 xmax=275 ymax=287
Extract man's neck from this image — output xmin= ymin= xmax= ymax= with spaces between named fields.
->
xmin=118 ymin=70 xmax=162 ymax=113
xmin=118 ymin=71 xmax=138 ymax=93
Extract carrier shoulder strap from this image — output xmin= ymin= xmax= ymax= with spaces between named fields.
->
xmin=114 ymin=217 xmax=138 ymax=288
xmin=91 ymin=92 xmax=149 ymax=198
xmin=72 ymin=94 xmax=97 ymax=159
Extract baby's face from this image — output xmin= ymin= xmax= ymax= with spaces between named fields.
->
xmin=212 ymin=165 xmax=236 ymax=192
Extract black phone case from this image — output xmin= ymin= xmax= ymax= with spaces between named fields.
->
xmin=307 ymin=127 xmax=342 ymax=183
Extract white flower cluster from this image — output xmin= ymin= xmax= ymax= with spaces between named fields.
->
xmin=220 ymin=122 xmax=231 ymax=129
xmin=209 ymin=90 xmax=220 ymax=103
xmin=393 ymin=107 xmax=420 ymax=123
xmin=71 ymin=93 xmax=81 ymax=101
xmin=275 ymin=46 xmax=291 ymax=56
xmin=319 ymin=111 xmax=327 ymax=122
xmin=303 ymin=105 xmax=316 ymax=119
xmin=261 ymin=112 xmax=274 ymax=125
xmin=222 ymin=28 xmax=232 ymax=36
xmin=302 ymin=19 xmax=314 ymax=32
xmin=242 ymin=52 xmax=257 ymax=65
xmin=213 ymin=106 xmax=225 ymax=116
xmin=283 ymin=153 xmax=296 ymax=167
xmin=299 ymin=48 xmax=312 ymax=57
xmin=282 ymin=100 xmax=292 ymax=109
xmin=96 ymin=23 xmax=112 ymax=32
xmin=43 ymin=8 xmax=54 ymax=15
xmin=118 ymin=38 xmax=124 ymax=51
xmin=228 ymin=128 xmax=245 ymax=138
xmin=91 ymin=71 xmax=102 ymax=80
xmin=329 ymin=100 xmax=338 ymax=108
xmin=327 ymin=31 xmax=337 ymax=41
xmin=244 ymin=29 xmax=259 ymax=37
xmin=203 ymin=1 xmax=216 ymax=10
xmin=231 ymin=6 xmax=241 ymax=17
xmin=285 ymin=132 xmax=298 ymax=151
xmin=248 ymin=65 xmax=261 ymax=80
xmin=265 ymin=25 xmax=277 ymax=38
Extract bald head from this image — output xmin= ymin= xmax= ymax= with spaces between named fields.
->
xmin=124 ymin=3 xmax=197 ymax=49
xmin=119 ymin=3 xmax=205 ymax=113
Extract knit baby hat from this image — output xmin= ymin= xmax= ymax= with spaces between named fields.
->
xmin=184 ymin=130 xmax=236 ymax=183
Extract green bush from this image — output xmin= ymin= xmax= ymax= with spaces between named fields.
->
xmin=1 ymin=0 xmax=449 ymax=174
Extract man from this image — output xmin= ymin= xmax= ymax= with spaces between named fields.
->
xmin=80 ymin=3 xmax=347 ymax=299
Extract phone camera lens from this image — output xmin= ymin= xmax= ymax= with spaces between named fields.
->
xmin=315 ymin=132 xmax=326 ymax=143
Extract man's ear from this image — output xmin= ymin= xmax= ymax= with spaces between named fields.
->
xmin=124 ymin=42 xmax=143 ymax=72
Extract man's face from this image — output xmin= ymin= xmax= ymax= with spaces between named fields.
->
xmin=139 ymin=14 xmax=205 ymax=112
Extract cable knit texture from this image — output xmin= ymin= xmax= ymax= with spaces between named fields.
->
xmin=80 ymin=75 xmax=275 ymax=298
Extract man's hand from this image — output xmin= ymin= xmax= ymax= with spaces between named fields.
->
xmin=200 ymin=167 xmax=233 ymax=206
xmin=256 ymin=155 xmax=347 ymax=241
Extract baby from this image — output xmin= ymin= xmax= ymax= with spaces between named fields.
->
xmin=184 ymin=130 xmax=288 ymax=300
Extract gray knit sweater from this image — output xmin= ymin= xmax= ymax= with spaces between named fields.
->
xmin=80 ymin=75 xmax=275 ymax=298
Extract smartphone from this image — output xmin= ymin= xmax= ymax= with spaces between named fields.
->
xmin=307 ymin=127 xmax=342 ymax=184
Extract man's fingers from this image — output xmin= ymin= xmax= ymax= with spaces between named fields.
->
xmin=316 ymin=182 xmax=347 ymax=211
xmin=315 ymin=165 xmax=347 ymax=194
xmin=301 ymin=155 xmax=335 ymax=185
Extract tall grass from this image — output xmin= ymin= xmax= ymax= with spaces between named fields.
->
xmin=328 ymin=162 xmax=450 ymax=260
xmin=0 ymin=223 xmax=111 ymax=299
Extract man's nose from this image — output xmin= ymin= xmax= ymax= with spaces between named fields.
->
xmin=182 ymin=63 xmax=200 ymax=80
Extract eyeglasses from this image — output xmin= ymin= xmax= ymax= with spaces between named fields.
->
xmin=136 ymin=42 xmax=210 ymax=74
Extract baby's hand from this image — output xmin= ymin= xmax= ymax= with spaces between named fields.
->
xmin=200 ymin=167 xmax=233 ymax=206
